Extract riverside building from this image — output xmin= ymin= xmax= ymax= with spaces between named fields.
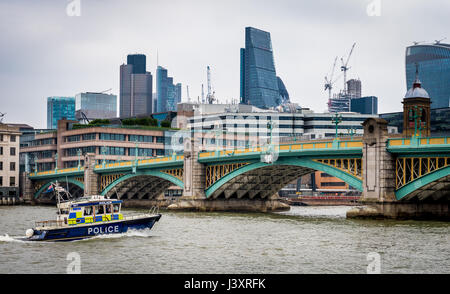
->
xmin=0 ymin=123 xmax=21 ymax=200
xmin=20 ymin=119 xmax=168 ymax=172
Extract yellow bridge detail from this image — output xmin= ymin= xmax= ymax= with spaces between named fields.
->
xmin=206 ymin=163 xmax=250 ymax=188
xmin=395 ymin=156 xmax=450 ymax=189
xmin=313 ymin=158 xmax=363 ymax=180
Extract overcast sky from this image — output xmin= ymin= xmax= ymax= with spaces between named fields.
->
xmin=0 ymin=0 xmax=448 ymax=128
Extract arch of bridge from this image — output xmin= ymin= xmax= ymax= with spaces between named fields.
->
xmin=100 ymin=171 xmax=184 ymax=199
xmin=34 ymin=178 xmax=84 ymax=199
xmin=205 ymin=157 xmax=363 ymax=199
xmin=395 ymin=166 xmax=450 ymax=201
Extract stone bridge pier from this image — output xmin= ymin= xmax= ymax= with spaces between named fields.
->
xmin=347 ymin=118 xmax=449 ymax=220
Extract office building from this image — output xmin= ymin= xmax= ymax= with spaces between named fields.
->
xmin=405 ymin=42 xmax=450 ymax=109
xmin=347 ymin=79 xmax=362 ymax=98
xmin=240 ymin=27 xmax=288 ymax=108
xmin=186 ymin=106 xmax=377 ymax=151
xmin=350 ymin=96 xmax=378 ymax=114
xmin=47 ymin=97 xmax=76 ymax=129
xmin=75 ymin=92 xmax=117 ymax=122
xmin=120 ymin=54 xmax=153 ymax=118
xmin=156 ymin=66 xmax=182 ymax=113
xmin=0 ymin=123 xmax=21 ymax=199
xmin=381 ymin=107 xmax=450 ymax=136
xmin=20 ymin=119 xmax=168 ymax=171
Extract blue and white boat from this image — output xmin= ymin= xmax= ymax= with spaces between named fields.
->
xmin=24 ymin=183 xmax=161 ymax=242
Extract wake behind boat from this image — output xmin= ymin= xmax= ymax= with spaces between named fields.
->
xmin=24 ymin=182 xmax=161 ymax=242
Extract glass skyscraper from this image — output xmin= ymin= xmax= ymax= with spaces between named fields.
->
xmin=240 ymin=27 xmax=289 ymax=109
xmin=156 ymin=66 xmax=181 ymax=113
xmin=120 ymin=54 xmax=153 ymax=118
xmin=75 ymin=92 xmax=117 ymax=121
xmin=405 ymin=43 xmax=450 ymax=109
xmin=47 ymin=97 xmax=76 ymax=129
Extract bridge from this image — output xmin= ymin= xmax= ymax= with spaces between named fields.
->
xmin=24 ymin=118 xmax=450 ymax=219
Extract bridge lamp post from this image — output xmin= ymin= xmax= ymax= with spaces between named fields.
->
xmin=77 ymin=149 xmax=82 ymax=170
xmin=54 ymin=152 xmax=58 ymax=172
xmin=34 ymin=154 xmax=38 ymax=174
xmin=214 ymin=122 xmax=221 ymax=155
xmin=347 ymin=127 xmax=357 ymax=141
xmin=331 ymin=113 xmax=343 ymax=140
xmin=101 ymin=146 xmax=107 ymax=168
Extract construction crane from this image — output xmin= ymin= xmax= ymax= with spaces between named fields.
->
xmin=206 ymin=66 xmax=215 ymax=104
xmin=186 ymin=85 xmax=191 ymax=102
xmin=340 ymin=42 xmax=356 ymax=94
xmin=201 ymin=84 xmax=205 ymax=103
xmin=100 ymin=88 xmax=112 ymax=94
xmin=435 ymin=37 xmax=447 ymax=44
xmin=324 ymin=56 xmax=338 ymax=99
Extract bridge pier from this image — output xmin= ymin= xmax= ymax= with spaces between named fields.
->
xmin=23 ymin=172 xmax=35 ymax=204
xmin=347 ymin=118 xmax=449 ymax=220
xmin=84 ymin=153 xmax=99 ymax=196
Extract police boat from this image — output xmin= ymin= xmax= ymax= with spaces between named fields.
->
xmin=24 ymin=182 xmax=161 ymax=241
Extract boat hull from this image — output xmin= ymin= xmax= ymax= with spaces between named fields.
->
xmin=27 ymin=214 xmax=161 ymax=242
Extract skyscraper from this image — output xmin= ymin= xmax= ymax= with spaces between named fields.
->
xmin=120 ymin=54 xmax=153 ymax=118
xmin=156 ymin=66 xmax=182 ymax=112
xmin=240 ymin=27 xmax=288 ymax=108
xmin=347 ymin=79 xmax=362 ymax=98
xmin=405 ymin=43 xmax=450 ymax=109
xmin=47 ymin=97 xmax=76 ymax=129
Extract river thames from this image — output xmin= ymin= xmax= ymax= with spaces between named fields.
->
xmin=0 ymin=205 xmax=448 ymax=274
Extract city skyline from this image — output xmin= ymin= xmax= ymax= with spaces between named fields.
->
xmin=1 ymin=0 xmax=449 ymax=128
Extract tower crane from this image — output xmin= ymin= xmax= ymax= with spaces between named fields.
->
xmin=186 ymin=85 xmax=191 ymax=102
xmin=340 ymin=42 xmax=356 ymax=94
xmin=324 ymin=56 xmax=338 ymax=99
xmin=435 ymin=37 xmax=447 ymax=44
xmin=206 ymin=65 xmax=215 ymax=104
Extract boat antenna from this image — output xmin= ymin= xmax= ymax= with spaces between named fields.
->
xmin=66 ymin=176 xmax=69 ymax=197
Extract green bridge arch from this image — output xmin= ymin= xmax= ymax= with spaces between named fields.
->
xmin=205 ymin=157 xmax=363 ymax=198
xmin=34 ymin=178 xmax=85 ymax=199
xmin=395 ymin=166 xmax=450 ymax=200
xmin=100 ymin=170 xmax=184 ymax=196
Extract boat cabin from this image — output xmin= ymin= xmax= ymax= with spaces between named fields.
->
xmin=56 ymin=196 xmax=123 ymax=226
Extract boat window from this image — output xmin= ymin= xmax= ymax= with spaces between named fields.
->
xmin=84 ymin=206 xmax=93 ymax=216
xmin=105 ymin=205 xmax=112 ymax=214
xmin=113 ymin=204 xmax=120 ymax=213
xmin=95 ymin=205 xmax=104 ymax=215
xmin=60 ymin=209 xmax=69 ymax=215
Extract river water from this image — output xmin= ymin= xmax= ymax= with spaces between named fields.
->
xmin=0 ymin=205 xmax=448 ymax=274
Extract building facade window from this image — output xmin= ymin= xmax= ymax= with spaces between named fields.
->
xmin=128 ymin=148 xmax=153 ymax=157
xmin=10 ymin=147 xmax=15 ymax=156
xmin=100 ymin=133 xmax=126 ymax=141
xmin=10 ymin=176 xmax=15 ymax=186
xmin=82 ymin=133 xmax=97 ymax=141
xmin=129 ymin=135 xmax=153 ymax=143
xmin=10 ymin=162 xmax=15 ymax=171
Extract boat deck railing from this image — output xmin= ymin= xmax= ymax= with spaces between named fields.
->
xmin=35 ymin=220 xmax=66 ymax=228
